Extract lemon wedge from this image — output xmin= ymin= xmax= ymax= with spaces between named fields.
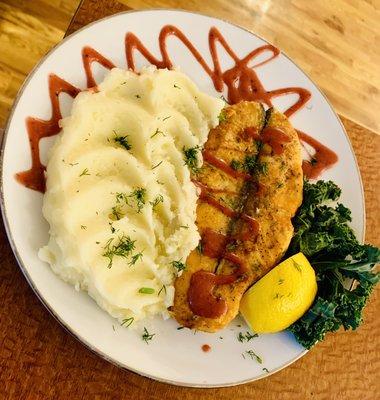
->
xmin=240 ymin=253 xmax=317 ymax=333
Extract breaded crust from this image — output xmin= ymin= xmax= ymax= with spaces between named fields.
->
xmin=173 ymin=102 xmax=266 ymax=327
xmin=173 ymin=104 xmax=303 ymax=332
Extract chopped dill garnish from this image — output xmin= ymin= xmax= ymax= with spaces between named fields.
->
xmin=180 ymin=225 xmax=189 ymax=229
xmin=116 ymin=188 xmax=146 ymax=213
xmin=183 ymin=146 xmax=200 ymax=173
xmin=128 ymin=188 xmax=146 ymax=213
xmin=109 ymin=222 xmax=116 ymax=233
xmin=278 ymin=278 xmax=285 ymax=285
xmin=113 ymin=131 xmax=132 ymax=151
xmin=218 ymin=109 xmax=227 ymax=123
xmin=142 ymin=327 xmax=155 ymax=344
xmin=152 ymin=160 xmax=163 ymax=170
xmin=262 ymin=367 xmax=269 ymax=373
xmin=243 ymin=155 xmax=268 ymax=175
xmin=150 ymin=194 xmax=164 ymax=209
xmin=171 ymin=260 xmax=186 ymax=273
xmin=173 ymin=83 xmax=181 ymax=89
xmin=128 ymin=251 xmax=143 ymax=266
xmin=135 ymin=94 xmax=141 ymax=99
xmin=230 ymin=159 xmax=241 ymax=171
xmin=102 ymin=234 xmax=136 ymax=268
xmin=220 ymin=94 xmax=229 ymax=104
xmin=226 ymin=241 xmax=238 ymax=252
xmin=258 ymin=162 xmax=268 ymax=175
xmin=110 ymin=205 xmax=123 ymax=221
xmin=79 ymin=168 xmax=90 ymax=177
xmin=196 ymin=241 xmax=203 ymax=254
xmin=138 ymin=287 xmax=155 ymax=294
xmin=162 ymin=116 xmax=171 ymax=121
xmin=69 ymin=162 xmax=78 ymax=166
xmin=237 ymin=331 xmax=258 ymax=342
xmin=156 ymin=180 xmax=164 ymax=185
xmin=158 ymin=285 xmax=167 ymax=296
xmin=80 ymin=225 xmax=87 ymax=230
xmin=121 ymin=317 xmax=134 ymax=327
xmin=150 ymin=128 xmax=165 ymax=138
xmin=244 ymin=350 xmax=263 ymax=364
xmin=273 ymin=292 xmax=284 ymax=299
xmin=177 ymin=326 xmax=185 ymax=330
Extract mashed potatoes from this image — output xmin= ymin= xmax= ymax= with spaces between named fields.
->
xmin=39 ymin=67 xmax=224 ymax=324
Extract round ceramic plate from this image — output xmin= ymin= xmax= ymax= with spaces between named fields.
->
xmin=0 ymin=10 xmax=364 ymax=387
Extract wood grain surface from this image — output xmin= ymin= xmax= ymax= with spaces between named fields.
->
xmin=1 ymin=0 xmax=379 ymax=134
xmin=0 ymin=0 xmax=379 ymax=399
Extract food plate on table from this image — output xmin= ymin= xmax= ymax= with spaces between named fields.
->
xmin=1 ymin=10 xmax=378 ymax=387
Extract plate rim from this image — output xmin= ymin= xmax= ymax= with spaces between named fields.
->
xmin=0 ymin=8 xmax=365 ymax=387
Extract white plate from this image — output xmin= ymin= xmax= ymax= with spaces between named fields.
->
xmin=0 ymin=10 xmax=364 ymax=387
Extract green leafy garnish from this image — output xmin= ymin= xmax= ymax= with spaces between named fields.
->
xmin=121 ymin=317 xmax=134 ymax=327
xmin=138 ymin=287 xmax=155 ymax=294
xmin=128 ymin=251 xmax=143 ymax=266
xmin=243 ymin=155 xmax=268 ymax=175
xmin=142 ymin=327 xmax=155 ymax=344
xmin=158 ymin=285 xmax=167 ymax=296
xmin=237 ymin=331 xmax=258 ymax=342
xmin=171 ymin=260 xmax=186 ymax=273
xmin=287 ymin=180 xmax=380 ymax=349
xmin=116 ymin=188 xmax=146 ymax=213
xmin=230 ymin=159 xmax=241 ymax=171
xmin=150 ymin=194 xmax=164 ymax=209
xmin=113 ymin=131 xmax=132 ymax=150
xmin=150 ymin=128 xmax=165 ymax=138
xmin=183 ymin=146 xmax=200 ymax=173
xmin=196 ymin=241 xmax=203 ymax=254
xmin=102 ymin=234 xmax=136 ymax=268
xmin=243 ymin=350 xmax=263 ymax=364
xmin=110 ymin=205 xmax=123 ymax=221
xmin=218 ymin=109 xmax=227 ymax=123
xmin=152 ymin=160 xmax=163 ymax=170
xmin=79 ymin=168 xmax=90 ymax=177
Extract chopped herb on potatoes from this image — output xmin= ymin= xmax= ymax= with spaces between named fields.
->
xmin=102 ymin=234 xmax=136 ymax=268
xmin=113 ymin=130 xmax=132 ymax=150
xmin=183 ymin=146 xmax=200 ymax=173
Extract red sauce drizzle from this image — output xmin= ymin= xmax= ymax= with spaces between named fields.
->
xmin=202 ymin=344 xmax=211 ymax=352
xmin=244 ymin=126 xmax=260 ymax=140
xmin=202 ymin=228 xmax=229 ymax=258
xmin=16 ymin=25 xmax=336 ymax=193
xmin=125 ymin=25 xmax=311 ymax=113
xmin=15 ymin=24 xmax=339 ymax=318
xmin=15 ymin=75 xmax=81 ymax=192
xmin=261 ymin=127 xmax=291 ymax=155
xmin=16 ymin=47 xmax=115 ymax=192
xmin=82 ymin=46 xmax=116 ymax=88
xmin=203 ymin=150 xmax=251 ymax=180
xmin=298 ymin=130 xmax=338 ymax=179
xmin=188 ymin=254 xmax=247 ymax=318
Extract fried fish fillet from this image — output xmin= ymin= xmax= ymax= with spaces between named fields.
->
xmin=173 ymin=105 xmax=303 ymax=332
xmin=173 ymin=101 xmax=266 ymax=327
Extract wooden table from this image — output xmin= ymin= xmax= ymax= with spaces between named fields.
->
xmin=1 ymin=0 xmax=379 ymax=398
